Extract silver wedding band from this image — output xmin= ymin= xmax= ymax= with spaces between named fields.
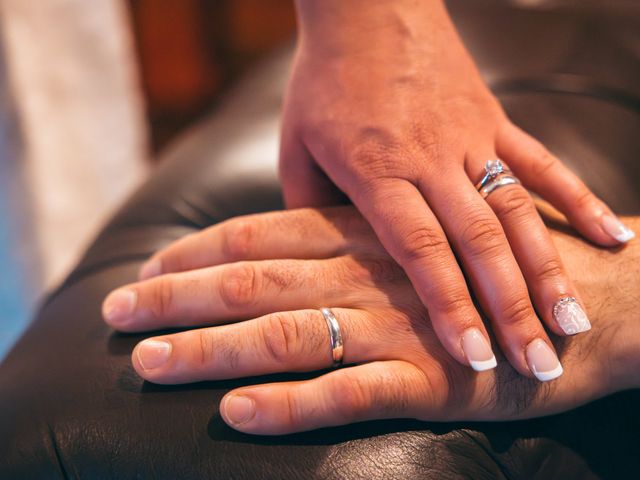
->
xmin=320 ymin=307 xmax=344 ymax=367
xmin=475 ymin=159 xmax=521 ymax=199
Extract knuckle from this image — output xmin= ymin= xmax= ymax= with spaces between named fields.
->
xmin=150 ymin=276 xmax=175 ymax=318
xmin=332 ymin=374 xmax=374 ymax=421
xmin=260 ymin=261 xmax=297 ymax=292
xmin=196 ymin=330 xmax=214 ymax=367
xmin=282 ymin=388 xmax=301 ymax=427
xmin=459 ymin=213 xmax=504 ymax=258
xmin=531 ymin=149 xmax=558 ymax=177
xmin=222 ymin=218 xmax=259 ymax=261
xmin=574 ymin=186 xmax=596 ymax=209
xmin=493 ymin=188 xmax=534 ymax=221
xmin=397 ymin=226 xmax=450 ymax=265
xmin=500 ymin=295 xmax=535 ymax=328
xmin=435 ymin=290 xmax=474 ymax=317
xmin=219 ymin=263 xmax=259 ymax=309
xmin=260 ymin=312 xmax=301 ymax=364
xmin=534 ymin=256 xmax=565 ymax=281
xmin=332 ymin=369 xmax=411 ymax=422
xmin=349 ymin=131 xmax=397 ymax=171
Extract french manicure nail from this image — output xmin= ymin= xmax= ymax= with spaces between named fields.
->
xmin=461 ymin=328 xmax=497 ymax=372
xmin=102 ymin=289 xmax=137 ymax=324
xmin=602 ymin=214 xmax=635 ymax=243
xmin=526 ymin=339 xmax=563 ymax=382
xmin=139 ymin=259 xmax=162 ymax=280
xmin=223 ymin=395 xmax=256 ymax=426
xmin=553 ymin=297 xmax=591 ymax=335
xmin=136 ymin=339 xmax=172 ymax=370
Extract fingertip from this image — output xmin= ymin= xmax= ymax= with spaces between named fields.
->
xmin=600 ymin=214 xmax=636 ymax=244
xmin=526 ymin=338 xmax=563 ymax=382
xmin=569 ymin=213 xmax=632 ymax=248
xmin=553 ymin=297 xmax=591 ymax=336
xmin=461 ymin=328 xmax=497 ymax=372
xmin=220 ymin=393 xmax=257 ymax=431
xmin=102 ymin=288 xmax=137 ymax=329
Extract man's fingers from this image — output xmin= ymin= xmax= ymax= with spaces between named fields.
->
xmin=139 ymin=207 xmax=378 ymax=280
xmin=496 ymin=123 xmax=635 ymax=246
xmin=349 ymin=179 xmax=496 ymax=372
xmin=105 ymin=257 xmax=401 ymax=332
xmin=219 ymin=361 xmax=435 ymax=435
xmin=131 ymin=309 xmax=376 ymax=385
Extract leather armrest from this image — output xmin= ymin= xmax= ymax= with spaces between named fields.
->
xmin=1 ymin=1 xmax=639 ymax=478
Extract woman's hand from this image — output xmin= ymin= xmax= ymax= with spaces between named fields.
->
xmin=102 ymin=207 xmax=640 ymax=435
xmin=279 ymin=0 xmax=634 ymax=376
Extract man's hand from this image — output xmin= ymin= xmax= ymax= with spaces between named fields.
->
xmin=102 ymin=207 xmax=640 ymax=435
xmin=278 ymin=0 xmax=634 ymax=378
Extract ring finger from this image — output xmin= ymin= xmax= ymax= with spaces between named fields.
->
xmin=468 ymin=154 xmax=591 ymax=337
xmin=131 ymin=308 xmax=376 ymax=385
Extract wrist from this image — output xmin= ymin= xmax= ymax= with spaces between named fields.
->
xmin=294 ymin=0 xmax=450 ymax=55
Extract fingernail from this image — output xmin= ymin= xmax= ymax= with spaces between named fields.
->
xmin=139 ymin=259 xmax=162 ymax=280
xmin=136 ymin=339 xmax=172 ymax=370
xmin=222 ymin=395 xmax=256 ymax=426
xmin=553 ymin=296 xmax=591 ymax=335
xmin=526 ymin=339 xmax=563 ymax=382
xmin=602 ymin=214 xmax=635 ymax=243
xmin=102 ymin=289 xmax=137 ymax=325
xmin=461 ymin=328 xmax=497 ymax=372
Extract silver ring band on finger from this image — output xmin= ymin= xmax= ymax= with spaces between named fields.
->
xmin=475 ymin=159 xmax=521 ymax=199
xmin=320 ymin=307 xmax=344 ymax=368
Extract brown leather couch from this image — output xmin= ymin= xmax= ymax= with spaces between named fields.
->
xmin=1 ymin=1 xmax=639 ymax=478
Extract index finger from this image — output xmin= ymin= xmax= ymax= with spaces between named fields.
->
xmin=139 ymin=207 xmax=378 ymax=280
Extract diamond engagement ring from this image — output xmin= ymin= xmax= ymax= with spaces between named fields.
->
xmin=320 ymin=308 xmax=344 ymax=368
xmin=475 ymin=159 xmax=521 ymax=199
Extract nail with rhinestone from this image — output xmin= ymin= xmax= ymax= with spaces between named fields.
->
xmin=553 ymin=297 xmax=591 ymax=335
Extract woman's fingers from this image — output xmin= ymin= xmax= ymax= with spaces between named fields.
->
xmin=104 ymin=257 xmax=400 ymax=332
xmin=349 ymin=179 xmax=497 ymax=372
xmin=496 ymin=123 xmax=635 ymax=246
xmin=481 ymin=177 xmax=591 ymax=337
xmin=420 ymin=170 xmax=562 ymax=380
xmin=219 ymin=361 xmax=435 ymax=435
xmin=131 ymin=308 xmax=373 ymax=385
xmin=139 ymin=207 xmax=378 ymax=280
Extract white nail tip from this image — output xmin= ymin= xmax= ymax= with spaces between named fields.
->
xmin=532 ymin=363 xmax=564 ymax=382
xmin=602 ymin=215 xmax=636 ymax=243
xmin=614 ymin=228 xmax=635 ymax=243
xmin=554 ymin=297 xmax=591 ymax=335
xmin=470 ymin=356 xmax=498 ymax=372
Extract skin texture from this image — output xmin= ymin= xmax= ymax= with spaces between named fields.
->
xmin=277 ymin=0 xmax=632 ymax=377
xmin=103 ymin=207 xmax=640 ymax=435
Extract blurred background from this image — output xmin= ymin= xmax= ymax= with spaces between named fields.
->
xmin=0 ymin=0 xmax=296 ymax=360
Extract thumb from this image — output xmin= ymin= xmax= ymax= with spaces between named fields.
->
xmin=279 ymin=133 xmax=347 ymax=208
